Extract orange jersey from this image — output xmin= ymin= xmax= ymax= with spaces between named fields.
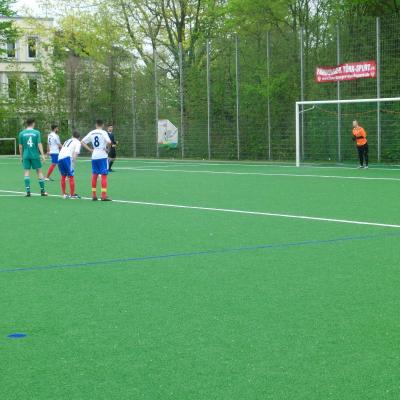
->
xmin=353 ymin=126 xmax=367 ymax=146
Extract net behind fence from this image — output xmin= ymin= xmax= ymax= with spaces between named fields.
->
xmin=299 ymin=99 xmax=400 ymax=165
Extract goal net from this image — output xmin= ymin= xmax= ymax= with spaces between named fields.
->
xmin=295 ymin=97 xmax=400 ymax=166
xmin=0 ymin=138 xmax=17 ymax=156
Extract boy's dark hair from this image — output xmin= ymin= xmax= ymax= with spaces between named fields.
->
xmin=107 ymin=122 xmax=113 ymax=127
xmin=51 ymin=124 xmax=58 ymax=131
xmin=72 ymin=130 xmax=80 ymax=139
xmin=96 ymin=119 xmax=104 ymax=126
xmin=26 ymin=118 xmax=35 ymax=127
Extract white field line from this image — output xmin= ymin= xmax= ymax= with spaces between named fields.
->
xmin=123 ymin=160 xmax=400 ymax=172
xmin=4 ymin=156 xmax=400 ymax=171
xmin=1 ymin=189 xmax=400 ymax=229
xmin=116 ymin=167 xmax=400 ymax=182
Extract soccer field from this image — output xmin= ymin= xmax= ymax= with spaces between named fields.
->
xmin=1 ymin=157 xmax=400 ymax=399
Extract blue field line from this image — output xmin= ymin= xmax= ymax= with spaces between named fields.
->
xmin=1 ymin=232 xmax=400 ymax=274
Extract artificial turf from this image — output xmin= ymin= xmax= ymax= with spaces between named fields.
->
xmin=1 ymin=157 xmax=400 ymax=399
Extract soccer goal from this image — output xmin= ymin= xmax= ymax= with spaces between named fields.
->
xmin=295 ymin=97 xmax=400 ymax=167
xmin=0 ymin=138 xmax=17 ymax=156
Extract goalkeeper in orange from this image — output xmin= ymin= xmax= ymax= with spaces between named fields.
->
xmin=352 ymin=120 xmax=368 ymax=169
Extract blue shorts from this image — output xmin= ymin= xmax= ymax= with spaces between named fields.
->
xmin=50 ymin=154 xmax=59 ymax=164
xmin=92 ymin=158 xmax=109 ymax=175
xmin=58 ymin=157 xmax=74 ymax=177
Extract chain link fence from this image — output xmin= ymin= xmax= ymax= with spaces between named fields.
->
xmin=1 ymin=15 xmax=399 ymax=163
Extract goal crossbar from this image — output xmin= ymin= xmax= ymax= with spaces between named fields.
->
xmin=295 ymin=97 xmax=400 ymax=166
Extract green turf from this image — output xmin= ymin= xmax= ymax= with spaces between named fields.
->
xmin=1 ymin=157 xmax=400 ymax=399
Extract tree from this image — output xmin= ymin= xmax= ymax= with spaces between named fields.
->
xmin=337 ymin=0 xmax=400 ymax=17
xmin=0 ymin=0 xmax=18 ymax=54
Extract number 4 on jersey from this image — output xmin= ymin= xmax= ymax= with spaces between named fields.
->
xmin=27 ymin=136 xmax=33 ymax=147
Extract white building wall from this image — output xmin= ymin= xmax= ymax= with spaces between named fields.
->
xmin=0 ymin=16 xmax=53 ymax=98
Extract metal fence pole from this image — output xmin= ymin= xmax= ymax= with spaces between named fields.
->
xmin=131 ymin=54 xmax=137 ymax=158
xmin=179 ymin=42 xmax=185 ymax=159
xmin=154 ymin=46 xmax=159 ymax=158
xmin=300 ymin=27 xmax=305 ymax=161
xmin=376 ymin=17 xmax=381 ymax=162
xmin=206 ymin=39 xmax=211 ymax=160
xmin=266 ymin=31 xmax=272 ymax=160
xmin=337 ymin=25 xmax=342 ymax=163
xmin=88 ymin=58 xmax=94 ymax=125
xmin=235 ymin=35 xmax=240 ymax=160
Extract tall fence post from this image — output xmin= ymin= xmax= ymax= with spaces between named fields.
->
xmin=154 ymin=46 xmax=159 ymax=158
xmin=235 ymin=35 xmax=240 ymax=161
xmin=300 ymin=27 xmax=305 ymax=161
xmin=206 ymin=39 xmax=211 ymax=160
xmin=179 ymin=42 xmax=185 ymax=159
xmin=337 ymin=25 xmax=342 ymax=163
xmin=266 ymin=31 xmax=272 ymax=160
xmin=88 ymin=58 xmax=94 ymax=125
xmin=376 ymin=17 xmax=381 ymax=162
xmin=131 ymin=54 xmax=136 ymax=158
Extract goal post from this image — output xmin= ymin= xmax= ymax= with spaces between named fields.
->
xmin=295 ymin=97 xmax=400 ymax=167
xmin=0 ymin=138 xmax=17 ymax=156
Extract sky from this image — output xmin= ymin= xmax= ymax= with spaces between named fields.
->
xmin=14 ymin=0 xmax=46 ymax=17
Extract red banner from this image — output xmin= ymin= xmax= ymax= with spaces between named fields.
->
xmin=316 ymin=61 xmax=377 ymax=83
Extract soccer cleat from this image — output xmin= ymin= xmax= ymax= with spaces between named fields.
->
xmin=63 ymin=194 xmax=70 ymax=199
xmin=70 ymin=194 xmax=81 ymax=199
xmin=26 ymin=192 xmax=31 ymax=197
xmin=101 ymin=197 xmax=112 ymax=202
xmin=45 ymin=177 xmax=54 ymax=182
xmin=92 ymin=197 xmax=98 ymax=201
xmin=364 ymin=166 xmax=369 ymax=169
xmin=358 ymin=165 xmax=364 ymax=169
xmin=41 ymin=191 xmax=48 ymax=197
xmin=108 ymin=169 xmax=114 ymax=172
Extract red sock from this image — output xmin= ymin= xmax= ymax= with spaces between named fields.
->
xmin=61 ymin=176 xmax=66 ymax=195
xmin=101 ymin=175 xmax=107 ymax=199
xmin=47 ymin=164 xmax=56 ymax=178
xmin=69 ymin=176 xmax=75 ymax=196
xmin=92 ymin=174 xmax=98 ymax=198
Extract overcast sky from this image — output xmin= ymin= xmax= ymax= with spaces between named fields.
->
xmin=14 ymin=0 xmax=46 ymax=17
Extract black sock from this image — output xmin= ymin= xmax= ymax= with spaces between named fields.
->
xmin=109 ymin=161 xmax=114 ymax=169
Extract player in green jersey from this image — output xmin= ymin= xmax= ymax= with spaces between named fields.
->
xmin=18 ymin=118 xmax=48 ymax=197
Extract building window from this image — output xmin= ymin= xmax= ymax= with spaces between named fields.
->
xmin=7 ymin=42 xmax=16 ymax=58
xmin=8 ymin=77 xmax=17 ymax=99
xmin=28 ymin=77 xmax=38 ymax=97
xmin=28 ymin=37 xmax=37 ymax=58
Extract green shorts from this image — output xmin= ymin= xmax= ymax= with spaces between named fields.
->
xmin=23 ymin=158 xmax=42 ymax=170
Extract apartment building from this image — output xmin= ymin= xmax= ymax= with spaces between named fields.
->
xmin=0 ymin=16 xmax=54 ymax=100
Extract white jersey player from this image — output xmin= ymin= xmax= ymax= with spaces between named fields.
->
xmin=45 ymin=124 xmax=62 ymax=181
xmin=58 ymin=131 xmax=82 ymax=199
xmin=48 ymin=130 xmax=61 ymax=155
xmin=80 ymin=119 xmax=112 ymax=201
xmin=81 ymin=128 xmax=111 ymax=160
xmin=59 ymin=136 xmax=81 ymax=164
